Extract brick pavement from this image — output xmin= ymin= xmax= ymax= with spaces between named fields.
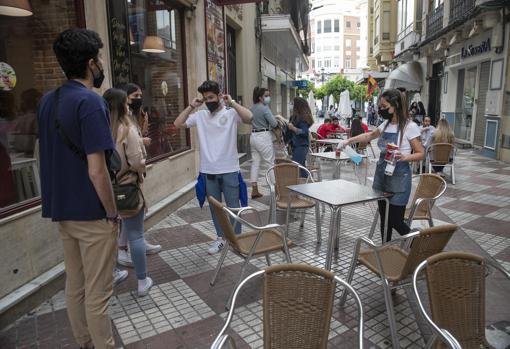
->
xmin=1 ymin=146 xmax=510 ymax=349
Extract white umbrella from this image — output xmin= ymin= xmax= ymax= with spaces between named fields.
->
xmin=328 ymin=94 xmax=335 ymax=109
xmin=339 ymin=90 xmax=351 ymax=119
xmin=308 ymin=90 xmax=316 ymax=117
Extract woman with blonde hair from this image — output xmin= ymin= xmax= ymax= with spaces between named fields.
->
xmin=103 ymin=88 xmax=153 ymax=297
xmin=431 ymin=118 xmax=455 ymax=173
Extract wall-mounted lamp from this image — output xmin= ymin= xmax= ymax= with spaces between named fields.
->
xmin=0 ymin=0 xmax=33 ymax=16
xmin=142 ymin=36 xmax=165 ymax=53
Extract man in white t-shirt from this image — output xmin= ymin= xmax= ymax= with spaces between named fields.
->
xmin=174 ymin=80 xmax=253 ymax=254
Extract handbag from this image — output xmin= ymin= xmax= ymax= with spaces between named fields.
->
xmin=113 ymin=182 xmax=140 ymax=211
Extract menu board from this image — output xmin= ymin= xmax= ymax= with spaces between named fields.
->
xmin=205 ymin=0 xmax=226 ymax=92
xmin=107 ymin=1 xmax=131 ymax=86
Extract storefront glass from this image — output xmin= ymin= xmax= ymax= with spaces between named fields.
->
xmin=0 ymin=0 xmax=81 ymax=216
xmin=454 ymin=67 xmax=476 ymax=141
xmin=122 ymin=0 xmax=190 ymax=160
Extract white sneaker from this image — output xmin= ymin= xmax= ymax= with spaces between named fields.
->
xmin=118 ymin=249 xmax=133 ymax=268
xmin=113 ymin=268 xmax=128 ymax=287
xmin=137 ymin=277 xmax=153 ymax=297
xmin=145 ymin=241 xmax=162 ymax=255
xmin=207 ymin=238 xmax=225 ymax=255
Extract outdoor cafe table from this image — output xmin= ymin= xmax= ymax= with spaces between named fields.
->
xmin=310 ymin=151 xmax=368 ymax=184
xmin=287 ymin=179 xmax=391 ymax=271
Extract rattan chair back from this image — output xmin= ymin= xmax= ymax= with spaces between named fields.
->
xmin=400 ymin=224 xmax=457 ymax=278
xmin=208 ymin=196 xmax=241 ymax=251
xmin=275 ymin=158 xmax=293 ymax=165
xmin=273 ymin=163 xmax=301 ymax=202
xmin=263 ymin=264 xmax=336 ymax=349
xmin=430 ymin=143 xmax=454 ymax=165
xmin=424 ymin=252 xmax=489 ymax=349
xmin=409 ymin=174 xmax=447 ymax=218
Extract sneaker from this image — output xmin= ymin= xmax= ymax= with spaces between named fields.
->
xmin=113 ymin=268 xmax=128 ymax=287
xmin=207 ymin=238 xmax=225 ymax=255
xmin=145 ymin=241 xmax=162 ymax=255
xmin=118 ymin=249 xmax=133 ymax=268
xmin=137 ymin=277 xmax=153 ymax=297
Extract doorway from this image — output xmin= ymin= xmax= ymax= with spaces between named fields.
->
xmin=454 ymin=67 xmax=477 ymax=142
xmin=427 ymin=62 xmax=443 ymax=125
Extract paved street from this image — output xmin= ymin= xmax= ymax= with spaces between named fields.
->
xmin=1 ymin=145 xmax=510 ymax=349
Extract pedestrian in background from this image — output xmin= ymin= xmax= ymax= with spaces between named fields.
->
xmin=104 ymin=88 xmax=154 ymax=297
xmin=430 ymin=118 xmax=455 ymax=174
xmin=339 ymin=89 xmax=424 ymax=242
xmin=287 ymin=97 xmax=314 ymax=176
xmin=38 ymin=28 xmax=118 ymax=349
xmin=249 ymin=87 xmax=277 ymax=199
xmin=174 ymin=80 xmax=252 ymax=254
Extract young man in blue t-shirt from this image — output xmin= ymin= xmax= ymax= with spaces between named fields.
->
xmin=38 ymin=29 xmax=119 ymax=349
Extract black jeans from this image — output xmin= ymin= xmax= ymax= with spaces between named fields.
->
xmin=377 ymin=200 xmax=411 ymax=242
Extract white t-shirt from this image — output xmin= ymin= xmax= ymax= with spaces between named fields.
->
xmin=186 ymin=106 xmax=242 ymax=174
xmin=377 ymin=120 xmax=421 ymax=155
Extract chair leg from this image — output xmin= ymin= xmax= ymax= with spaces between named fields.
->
xmin=285 ymin=203 xmax=291 ymax=238
xmin=382 ymin=279 xmax=400 ymax=349
xmin=428 ymin=217 xmax=434 ymax=227
xmin=451 ymin=164 xmax=455 ymax=185
xmin=265 ymin=254 xmax=271 ymax=266
xmin=315 ymin=204 xmax=322 ymax=244
xmin=226 ymin=256 xmax=252 ymax=310
xmin=299 ymin=210 xmax=306 ymax=228
xmin=210 ymin=244 xmax=229 ymax=286
xmin=339 ymin=241 xmax=361 ymax=305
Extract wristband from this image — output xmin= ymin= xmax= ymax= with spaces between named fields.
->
xmin=106 ymin=213 xmax=121 ymax=224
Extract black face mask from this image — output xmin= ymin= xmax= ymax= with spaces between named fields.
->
xmin=90 ymin=62 xmax=105 ymax=88
xmin=379 ymin=108 xmax=392 ymax=120
xmin=205 ymin=101 xmax=220 ymax=113
xmin=129 ymin=98 xmax=143 ymax=111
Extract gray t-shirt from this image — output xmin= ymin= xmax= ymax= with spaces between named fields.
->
xmin=250 ymin=103 xmax=277 ymax=130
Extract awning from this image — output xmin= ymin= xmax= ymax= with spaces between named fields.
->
xmin=384 ymin=62 xmax=423 ymax=91
xmin=262 ymin=15 xmax=309 ymax=72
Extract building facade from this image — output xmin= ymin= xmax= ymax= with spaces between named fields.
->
xmin=305 ymin=0 xmax=365 ymax=85
xmin=388 ymin=0 xmax=509 ymax=161
xmin=0 ymin=0 xmax=309 ymax=316
xmin=367 ymin=0 xmax=398 ymax=70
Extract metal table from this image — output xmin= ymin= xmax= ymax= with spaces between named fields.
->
xmin=287 ymin=179 xmax=391 ymax=270
xmin=310 ymin=151 xmax=368 ymax=184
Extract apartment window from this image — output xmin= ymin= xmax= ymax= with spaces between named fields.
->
xmin=334 ymin=45 xmax=340 ymax=50
xmin=357 ymin=22 xmax=361 ymax=28
xmin=375 ymin=15 xmax=380 ymax=41
xmin=357 ymin=55 xmax=361 ymax=60
xmin=346 ymin=21 xmax=351 ymax=28
xmin=317 ymin=60 xmax=323 ymax=68
xmin=324 ymin=58 xmax=331 ymax=68
xmin=323 ymin=45 xmax=332 ymax=51
xmin=334 ymin=19 xmax=340 ymax=32
xmin=383 ymin=11 xmax=390 ymax=40
xmin=317 ymin=45 xmax=322 ymax=52
xmin=324 ymin=19 xmax=332 ymax=33
xmin=333 ymin=57 xmax=340 ymax=68
xmin=311 ymin=42 xmax=315 ymax=52
xmin=345 ymin=58 xmax=351 ymax=68
xmin=312 ymin=59 xmax=315 ymax=69
xmin=346 ymin=39 xmax=351 ymax=48
xmin=398 ymin=0 xmax=415 ymax=33
xmin=317 ymin=20 xmax=322 ymax=34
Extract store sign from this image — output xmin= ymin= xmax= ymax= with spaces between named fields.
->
xmin=461 ymin=38 xmax=491 ymax=59
xmin=292 ymin=80 xmax=308 ymax=89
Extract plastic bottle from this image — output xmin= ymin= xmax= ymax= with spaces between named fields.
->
xmin=384 ymin=151 xmax=397 ymax=176
xmin=343 ymin=145 xmax=362 ymax=165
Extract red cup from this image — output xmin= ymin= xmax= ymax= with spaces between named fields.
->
xmin=384 ymin=143 xmax=398 ymax=162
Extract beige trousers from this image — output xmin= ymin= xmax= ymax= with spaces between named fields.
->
xmin=58 ymin=219 xmax=117 ymax=349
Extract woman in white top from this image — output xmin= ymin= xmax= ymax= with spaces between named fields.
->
xmin=339 ymin=89 xmax=424 ymax=242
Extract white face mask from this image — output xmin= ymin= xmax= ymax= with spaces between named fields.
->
xmin=263 ymin=96 xmax=271 ymax=105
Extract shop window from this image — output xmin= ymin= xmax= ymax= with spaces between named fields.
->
xmin=0 ymin=0 xmax=83 ymax=217
xmin=117 ymin=0 xmax=189 ymax=161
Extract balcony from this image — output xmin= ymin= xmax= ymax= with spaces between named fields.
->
xmin=426 ymin=3 xmax=444 ymax=39
xmin=449 ymin=0 xmax=475 ymax=24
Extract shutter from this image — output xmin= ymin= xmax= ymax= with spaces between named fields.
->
xmin=473 ymin=61 xmax=490 ymax=147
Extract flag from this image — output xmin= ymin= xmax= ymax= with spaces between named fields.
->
xmin=367 ymin=75 xmax=379 ymax=97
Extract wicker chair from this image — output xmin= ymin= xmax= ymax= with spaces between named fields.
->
xmin=266 ymin=163 xmax=322 ymax=242
xmin=413 ymin=252 xmax=510 ymax=349
xmin=211 ymin=264 xmax=365 ymax=349
xmin=208 ymin=196 xmax=292 ymax=308
xmin=340 ymin=224 xmax=458 ymax=349
xmin=405 ymin=174 xmax=447 ymax=227
xmin=426 ymin=143 xmax=456 ymax=184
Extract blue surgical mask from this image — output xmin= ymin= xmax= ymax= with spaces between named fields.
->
xmin=263 ymin=96 xmax=271 ymax=105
